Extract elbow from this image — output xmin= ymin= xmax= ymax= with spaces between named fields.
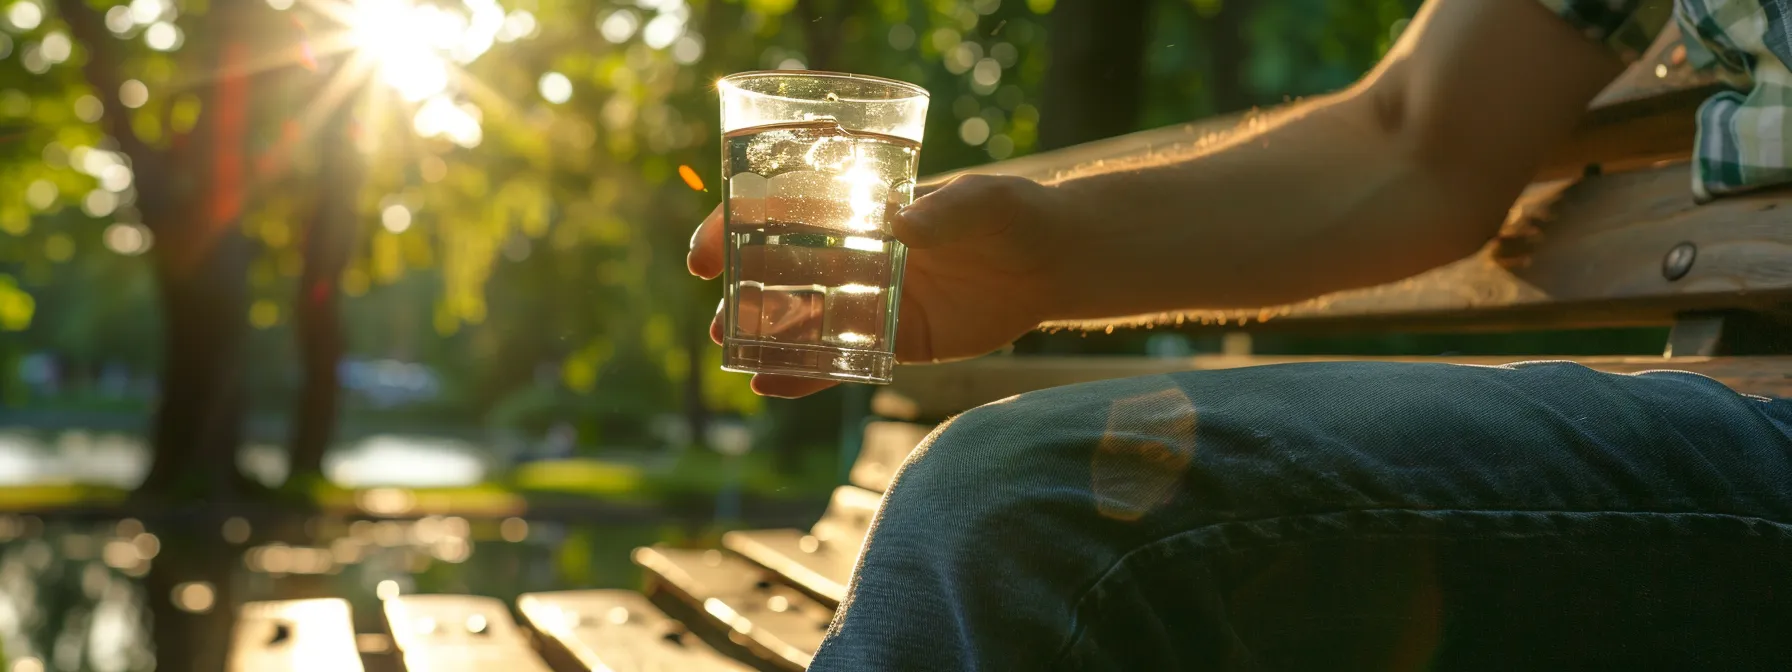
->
xmin=1357 ymin=67 xmax=1517 ymax=259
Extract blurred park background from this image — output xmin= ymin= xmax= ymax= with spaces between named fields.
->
xmin=0 ymin=0 xmax=1675 ymax=669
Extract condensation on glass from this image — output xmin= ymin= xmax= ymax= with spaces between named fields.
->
xmin=718 ymin=71 xmax=929 ymax=384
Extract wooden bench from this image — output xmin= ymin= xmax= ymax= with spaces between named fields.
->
xmin=629 ymin=25 xmax=1789 ymax=671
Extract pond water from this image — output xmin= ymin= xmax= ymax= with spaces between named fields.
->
xmin=0 ymin=511 xmax=759 ymax=671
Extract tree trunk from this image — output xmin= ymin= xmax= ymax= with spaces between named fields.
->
xmin=142 ymin=518 xmax=239 ymax=672
xmin=139 ymin=238 xmax=253 ymax=500
xmin=64 ymin=0 xmax=263 ymax=502
xmin=683 ymin=321 xmax=709 ymax=446
xmin=798 ymin=0 xmax=864 ymax=69
xmin=1039 ymin=0 xmax=1153 ymax=149
xmin=287 ymin=78 xmax=361 ymax=486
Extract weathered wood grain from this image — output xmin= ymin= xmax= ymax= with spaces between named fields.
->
xmin=633 ymin=547 xmax=832 ymax=672
xmin=381 ymin=594 xmax=552 ymax=672
xmin=516 ymin=590 xmax=753 ymax=672
xmin=875 ymin=354 xmax=1792 ymax=420
xmin=227 ymin=599 xmax=365 ymax=672
xmin=722 ymin=486 xmax=882 ymax=606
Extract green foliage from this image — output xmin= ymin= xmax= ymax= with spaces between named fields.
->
xmin=2 ymin=0 xmax=1433 ymax=446
xmin=0 ymin=273 xmax=32 ymax=330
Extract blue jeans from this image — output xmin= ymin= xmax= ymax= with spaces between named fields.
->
xmin=810 ymin=362 xmax=1792 ymax=670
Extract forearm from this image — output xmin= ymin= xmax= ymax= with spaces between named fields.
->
xmin=1039 ymin=90 xmax=1510 ymax=321
xmin=1033 ymin=0 xmax=1621 ymax=324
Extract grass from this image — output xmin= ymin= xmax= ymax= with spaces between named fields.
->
xmin=306 ymin=480 xmax=529 ymax=517
xmin=1 ymin=440 xmax=840 ymax=516
xmin=0 ymin=482 xmax=129 ymax=510
xmin=513 ymin=458 xmax=651 ymax=501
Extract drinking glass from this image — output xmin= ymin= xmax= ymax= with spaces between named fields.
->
xmin=717 ymin=71 xmax=930 ymax=384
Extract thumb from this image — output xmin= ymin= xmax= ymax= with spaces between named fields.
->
xmin=890 ymin=174 xmax=1030 ymax=249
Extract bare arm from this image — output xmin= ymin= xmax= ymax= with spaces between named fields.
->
xmin=690 ymin=0 xmax=1630 ymax=396
xmin=899 ymin=0 xmax=1625 ymax=322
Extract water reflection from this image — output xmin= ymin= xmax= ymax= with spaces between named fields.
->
xmin=0 ymin=512 xmax=694 ymax=671
xmin=0 ymin=432 xmax=494 ymax=493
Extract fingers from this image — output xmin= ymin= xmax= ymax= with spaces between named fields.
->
xmin=750 ymin=374 xmax=839 ymax=398
xmin=711 ymin=299 xmax=838 ymax=398
xmin=710 ymin=298 xmax=725 ymax=346
xmin=891 ymin=173 xmax=1034 ymax=249
xmin=688 ymin=204 xmax=725 ymax=279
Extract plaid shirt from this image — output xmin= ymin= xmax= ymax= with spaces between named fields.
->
xmin=1540 ymin=0 xmax=1792 ymax=201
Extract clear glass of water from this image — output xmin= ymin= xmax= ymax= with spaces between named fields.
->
xmin=718 ymin=71 xmax=929 ymax=384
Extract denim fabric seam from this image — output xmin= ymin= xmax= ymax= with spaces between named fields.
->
xmin=1039 ymin=507 xmax=1792 ymax=668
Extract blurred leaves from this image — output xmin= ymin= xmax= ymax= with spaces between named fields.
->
xmin=1 ymin=0 xmax=1423 ymax=438
xmin=0 ymin=272 xmax=34 ymax=330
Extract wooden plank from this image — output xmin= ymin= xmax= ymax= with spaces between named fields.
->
xmin=1055 ymin=163 xmax=1792 ymax=334
xmin=722 ymin=486 xmax=882 ymax=605
xmin=875 ymin=354 xmax=1792 ymax=420
xmin=1540 ymin=23 xmax=1736 ymax=180
xmin=850 ymin=422 xmax=935 ymax=492
xmin=382 ymin=595 xmax=553 ymax=672
xmin=515 ymin=590 xmax=753 ymax=672
xmin=633 ymin=547 xmax=833 ymax=671
xmin=227 ymin=599 xmax=365 ymax=672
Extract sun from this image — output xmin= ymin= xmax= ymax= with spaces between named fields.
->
xmin=288 ymin=0 xmax=527 ymax=148
xmin=345 ymin=0 xmax=454 ymax=102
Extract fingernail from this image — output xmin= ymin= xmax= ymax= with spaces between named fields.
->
xmin=895 ymin=205 xmax=931 ymax=228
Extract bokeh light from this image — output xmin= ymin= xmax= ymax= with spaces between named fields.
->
xmin=381 ymin=203 xmax=413 ymax=232
xmin=39 ymin=32 xmax=70 ymax=63
xmin=74 ymin=95 xmax=104 ymax=122
xmin=5 ymin=1 xmax=42 ymax=31
xmin=600 ymin=9 xmax=639 ymax=43
xmin=104 ymin=224 xmax=152 ymax=255
xmin=171 ymin=582 xmax=215 ymax=614
xmin=143 ymin=21 xmax=181 ymax=51
xmin=118 ymin=80 xmax=149 ymax=108
xmin=538 ymin=71 xmax=572 ymax=104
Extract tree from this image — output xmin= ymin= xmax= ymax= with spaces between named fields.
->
xmin=1039 ymin=0 xmax=1152 ymax=148
xmin=57 ymin=0 xmax=275 ymax=502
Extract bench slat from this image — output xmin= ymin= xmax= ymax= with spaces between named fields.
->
xmin=516 ymin=590 xmax=753 ymax=671
xmin=875 ymin=355 xmax=1792 ymax=420
xmin=722 ymin=486 xmax=882 ymax=605
xmin=227 ymin=599 xmax=365 ymax=672
xmin=633 ymin=546 xmax=833 ymax=671
xmin=382 ymin=595 xmax=553 ymax=672
xmin=1540 ymin=23 xmax=1732 ymax=180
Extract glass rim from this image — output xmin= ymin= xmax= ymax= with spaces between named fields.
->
xmin=718 ymin=70 xmax=930 ymax=103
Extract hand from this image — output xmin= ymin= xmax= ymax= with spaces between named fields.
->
xmin=688 ymin=174 xmax=1071 ymax=397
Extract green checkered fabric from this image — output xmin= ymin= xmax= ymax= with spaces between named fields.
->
xmin=1539 ymin=0 xmax=1792 ymax=200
